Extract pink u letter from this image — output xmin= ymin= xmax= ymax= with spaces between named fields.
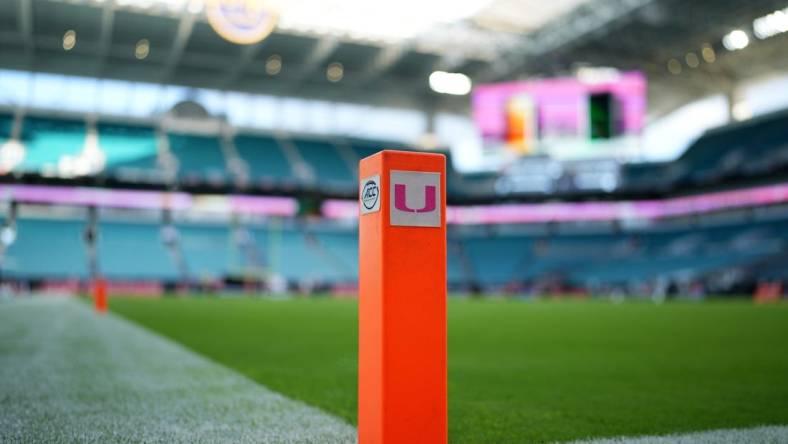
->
xmin=394 ymin=184 xmax=436 ymax=213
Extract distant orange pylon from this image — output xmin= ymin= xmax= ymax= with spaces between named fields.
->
xmin=94 ymin=278 xmax=108 ymax=313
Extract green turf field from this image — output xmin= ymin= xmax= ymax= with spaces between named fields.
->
xmin=111 ymin=297 xmax=788 ymax=443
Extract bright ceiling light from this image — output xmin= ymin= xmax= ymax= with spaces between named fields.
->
xmin=753 ymin=7 xmax=788 ymax=39
xmin=701 ymin=44 xmax=716 ymax=63
xmin=732 ymin=101 xmax=752 ymax=121
xmin=429 ymin=71 xmax=472 ymax=95
xmin=63 ymin=30 xmax=76 ymax=51
xmin=326 ymin=62 xmax=344 ymax=82
xmin=722 ymin=29 xmax=749 ymax=51
xmin=576 ymin=67 xmax=620 ymax=84
xmin=684 ymin=52 xmax=699 ymax=68
xmin=271 ymin=0 xmax=495 ymax=43
xmin=206 ymin=0 xmax=278 ymax=45
xmin=265 ymin=55 xmax=282 ymax=75
xmin=135 ymin=39 xmax=150 ymax=59
xmin=666 ymin=59 xmax=681 ymax=75
xmin=187 ymin=0 xmax=204 ymax=14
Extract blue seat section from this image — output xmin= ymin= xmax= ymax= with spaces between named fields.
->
xmin=174 ymin=223 xmax=362 ymax=281
xmin=234 ymin=135 xmax=294 ymax=181
xmin=309 ymin=229 xmax=357 ymax=282
xmin=232 ymin=225 xmax=266 ymax=272
xmin=349 ymin=140 xmax=382 ymax=161
xmin=621 ymin=162 xmax=672 ymax=192
xmin=627 ymin=108 xmax=788 ymax=187
xmin=257 ymin=227 xmax=354 ymax=283
xmin=0 ymin=113 xmax=13 ymax=140
xmin=292 ymin=139 xmax=353 ymax=186
xmin=463 ymin=236 xmax=533 ymax=286
xmin=167 ymin=133 xmax=228 ymax=181
xmin=97 ymin=221 xmax=178 ymax=280
xmin=447 ymin=240 xmax=466 ymax=286
xmin=98 ymin=122 xmax=159 ymax=173
xmin=459 ymin=219 xmax=788 ymax=287
xmin=2 ymin=214 xmax=785 ymax=288
xmin=18 ymin=117 xmax=86 ymax=172
xmin=175 ymin=223 xmax=233 ymax=280
xmin=4 ymin=218 xmax=88 ymax=279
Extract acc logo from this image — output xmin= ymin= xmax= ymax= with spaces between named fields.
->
xmin=360 ymin=175 xmax=380 ymax=214
xmin=390 ymin=171 xmax=441 ymax=227
xmin=206 ymin=0 xmax=278 ymax=45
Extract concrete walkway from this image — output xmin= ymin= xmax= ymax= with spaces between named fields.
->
xmin=0 ymin=297 xmax=356 ymax=443
xmin=568 ymin=425 xmax=788 ymax=444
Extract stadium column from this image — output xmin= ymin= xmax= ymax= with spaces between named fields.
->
xmin=358 ymin=150 xmax=447 ymax=444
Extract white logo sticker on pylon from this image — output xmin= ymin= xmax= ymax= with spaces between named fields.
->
xmin=360 ymin=175 xmax=381 ymax=214
xmin=390 ymin=170 xmax=441 ymax=227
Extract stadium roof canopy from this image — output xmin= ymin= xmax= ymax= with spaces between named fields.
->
xmin=0 ymin=0 xmax=787 ymax=115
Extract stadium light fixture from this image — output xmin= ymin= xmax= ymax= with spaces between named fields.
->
xmin=666 ymin=59 xmax=681 ymax=75
xmin=732 ymin=101 xmax=752 ymax=121
xmin=326 ymin=62 xmax=344 ymax=82
xmin=753 ymin=7 xmax=788 ymax=40
xmin=62 ymin=30 xmax=76 ymax=51
xmin=205 ymin=0 xmax=278 ymax=45
xmin=722 ymin=29 xmax=749 ymax=51
xmin=271 ymin=0 xmax=494 ymax=43
xmin=701 ymin=44 xmax=716 ymax=63
xmin=575 ymin=67 xmax=620 ymax=84
xmin=135 ymin=39 xmax=150 ymax=59
xmin=265 ymin=55 xmax=282 ymax=75
xmin=684 ymin=52 xmax=699 ymax=68
xmin=429 ymin=71 xmax=472 ymax=95
xmin=187 ymin=0 xmax=204 ymax=14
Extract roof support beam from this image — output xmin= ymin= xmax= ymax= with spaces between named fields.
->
xmin=284 ymin=37 xmax=339 ymax=91
xmin=161 ymin=15 xmax=195 ymax=83
xmin=219 ymin=40 xmax=269 ymax=89
xmin=357 ymin=44 xmax=408 ymax=84
xmin=95 ymin=2 xmax=115 ymax=76
xmin=18 ymin=0 xmax=33 ymax=66
xmin=476 ymin=0 xmax=655 ymax=83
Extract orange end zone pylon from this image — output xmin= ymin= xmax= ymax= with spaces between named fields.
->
xmin=94 ymin=278 xmax=108 ymax=313
xmin=358 ymin=150 xmax=447 ymax=444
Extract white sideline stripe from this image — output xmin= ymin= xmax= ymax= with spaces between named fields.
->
xmin=566 ymin=425 xmax=788 ymax=444
xmin=0 ymin=297 xmax=356 ymax=444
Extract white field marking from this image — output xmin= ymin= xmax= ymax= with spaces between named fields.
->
xmin=565 ymin=425 xmax=788 ymax=444
xmin=0 ymin=297 xmax=357 ymax=444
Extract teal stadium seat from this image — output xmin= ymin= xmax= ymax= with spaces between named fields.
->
xmin=175 ymin=223 xmax=233 ymax=280
xmin=252 ymin=226 xmax=356 ymax=284
xmin=277 ymin=229 xmax=340 ymax=283
xmin=234 ymin=135 xmax=294 ymax=182
xmin=18 ymin=117 xmax=86 ymax=173
xmin=4 ymin=218 xmax=88 ymax=279
xmin=463 ymin=236 xmax=533 ymax=286
xmin=168 ymin=133 xmax=228 ymax=181
xmin=98 ymin=123 xmax=159 ymax=174
xmin=447 ymin=238 xmax=467 ymax=286
xmin=293 ymin=139 xmax=354 ymax=187
xmin=0 ymin=113 xmax=13 ymax=141
xmin=98 ymin=221 xmax=179 ymax=280
xmin=310 ymin=229 xmax=357 ymax=282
